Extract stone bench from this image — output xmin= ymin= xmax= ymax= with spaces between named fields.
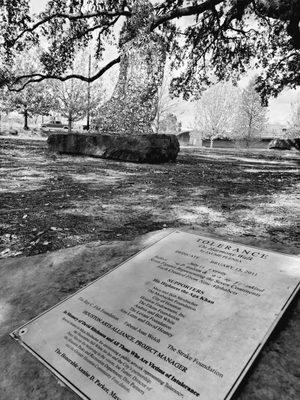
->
xmin=47 ymin=133 xmax=180 ymax=163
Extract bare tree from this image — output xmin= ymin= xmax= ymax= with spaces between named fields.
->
xmin=51 ymin=78 xmax=106 ymax=132
xmin=286 ymin=98 xmax=300 ymax=138
xmin=52 ymin=79 xmax=85 ymax=132
xmin=152 ymin=63 xmax=180 ymax=134
xmin=194 ymin=82 xmax=239 ymax=148
xmin=291 ymin=100 xmax=300 ymax=127
xmin=234 ymin=79 xmax=268 ymax=146
xmin=0 ymin=88 xmax=10 ymax=133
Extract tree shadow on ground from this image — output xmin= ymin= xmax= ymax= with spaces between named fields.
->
xmin=0 ymin=138 xmax=299 ymax=258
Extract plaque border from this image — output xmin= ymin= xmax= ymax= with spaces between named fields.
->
xmin=224 ymin=280 xmax=300 ymax=400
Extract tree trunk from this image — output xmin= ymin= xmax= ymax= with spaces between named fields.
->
xmin=23 ymin=107 xmax=29 ymax=130
xmin=246 ymin=125 xmax=252 ymax=148
xmin=94 ymin=0 xmax=166 ymax=136
xmin=155 ymin=112 xmax=161 ymax=134
xmin=210 ymin=138 xmax=214 ymax=148
xmin=68 ymin=111 xmax=72 ymax=133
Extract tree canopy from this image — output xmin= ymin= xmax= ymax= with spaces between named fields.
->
xmin=0 ymin=0 xmax=299 ymax=103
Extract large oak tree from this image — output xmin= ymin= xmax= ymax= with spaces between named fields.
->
xmin=0 ymin=0 xmax=299 ymax=104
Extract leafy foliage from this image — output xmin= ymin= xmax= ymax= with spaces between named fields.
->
xmin=169 ymin=1 xmax=300 ymax=102
xmin=158 ymin=113 xmax=182 ymax=135
xmin=0 ymin=0 xmax=299 ymax=104
xmin=5 ymin=83 xmax=56 ymax=129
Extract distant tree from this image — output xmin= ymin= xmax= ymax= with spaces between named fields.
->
xmin=90 ymin=69 xmax=116 ymax=124
xmin=152 ymin=63 xmax=180 ymax=134
xmin=158 ymin=113 xmax=181 ymax=135
xmin=286 ymin=98 xmax=300 ymax=138
xmin=291 ymin=100 xmax=300 ymax=127
xmin=49 ymin=53 xmax=106 ymax=132
xmin=0 ymin=88 xmax=10 ymax=112
xmin=51 ymin=79 xmax=87 ymax=132
xmin=2 ymin=49 xmax=57 ymax=130
xmin=234 ymin=79 xmax=268 ymax=146
xmin=50 ymin=77 xmax=105 ymax=132
xmin=6 ymin=83 xmax=56 ymax=130
xmin=0 ymin=89 xmax=10 ymax=133
xmin=194 ymin=82 xmax=239 ymax=148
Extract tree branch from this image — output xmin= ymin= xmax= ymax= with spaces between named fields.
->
xmin=71 ymin=16 xmax=120 ymax=41
xmin=151 ymin=0 xmax=224 ymax=30
xmin=9 ymin=9 xmax=131 ymax=48
xmin=267 ymin=52 xmax=299 ymax=76
xmin=9 ymin=56 xmax=121 ymax=92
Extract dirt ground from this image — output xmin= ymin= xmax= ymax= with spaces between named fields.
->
xmin=0 ymin=137 xmax=299 ymax=259
xmin=0 ymin=137 xmax=300 ymax=400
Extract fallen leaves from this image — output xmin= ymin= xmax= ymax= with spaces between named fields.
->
xmin=0 ymin=138 xmax=299 ymax=259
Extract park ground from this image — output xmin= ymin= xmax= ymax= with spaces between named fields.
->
xmin=0 ymin=136 xmax=299 ymax=400
xmin=0 ymin=137 xmax=299 ymax=258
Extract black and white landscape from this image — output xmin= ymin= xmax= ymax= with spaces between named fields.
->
xmin=0 ymin=1 xmax=299 ymax=400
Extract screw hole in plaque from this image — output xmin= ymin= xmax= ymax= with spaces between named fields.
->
xmin=19 ymin=328 xmax=28 ymax=336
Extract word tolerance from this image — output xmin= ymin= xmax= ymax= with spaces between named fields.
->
xmin=11 ymin=231 xmax=300 ymax=400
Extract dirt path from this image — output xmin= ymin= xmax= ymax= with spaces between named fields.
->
xmin=0 ymin=138 xmax=299 ymax=258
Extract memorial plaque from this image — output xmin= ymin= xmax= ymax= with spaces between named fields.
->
xmin=11 ymin=231 xmax=300 ymax=400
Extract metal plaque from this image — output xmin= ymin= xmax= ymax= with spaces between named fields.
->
xmin=11 ymin=231 xmax=300 ymax=400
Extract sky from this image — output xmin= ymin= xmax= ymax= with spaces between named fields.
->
xmin=31 ymin=0 xmax=47 ymax=13
xmin=29 ymin=0 xmax=299 ymax=127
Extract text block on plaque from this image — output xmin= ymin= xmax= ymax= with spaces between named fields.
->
xmin=11 ymin=231 xmax=300 ymax=400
